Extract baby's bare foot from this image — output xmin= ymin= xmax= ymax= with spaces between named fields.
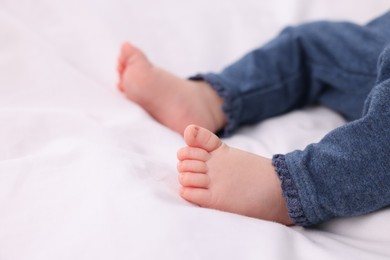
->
xmin=117 ymin=42 xmax=226 ymax=135
xmin=177 ymin=124 xmax=293 ymax=225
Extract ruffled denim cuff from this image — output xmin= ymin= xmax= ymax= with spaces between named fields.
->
xmin=189 ymin=74 xmax=241 ymax=138
xmin=272 ymin=154 xmax=311 ymax=226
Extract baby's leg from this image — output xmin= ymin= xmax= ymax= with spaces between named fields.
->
xmin=177 ymin=124 xmax=292 ymax=225
xmin=193 ymin=12 xmax=390 ymax=137
xmin=275 ymin=45 xmax=390 ymax=226
xmin=117 ymin=42 xmax=226 ymax=135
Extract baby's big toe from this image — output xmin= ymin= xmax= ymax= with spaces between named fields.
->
xmin=183 ymin=125 xmax=222 ymax=152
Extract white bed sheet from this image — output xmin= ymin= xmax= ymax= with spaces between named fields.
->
xmin=0 ymin=0 xmax=389 ymax=259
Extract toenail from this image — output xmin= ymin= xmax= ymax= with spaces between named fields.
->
xmin=193 ymin=126 xmax=200 ymax=138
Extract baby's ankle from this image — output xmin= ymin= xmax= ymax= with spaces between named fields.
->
xmin=195 ymin=81 xmax=227 ymax=132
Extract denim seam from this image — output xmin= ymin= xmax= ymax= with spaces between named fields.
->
xmin=310 ymin=62 xmax=378 ymax=78
xmin=240 ymin=71 xmax=305 ymax=97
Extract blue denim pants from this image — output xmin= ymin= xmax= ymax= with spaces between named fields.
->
xmin=193 ymin=11 xmax=390 ymax=226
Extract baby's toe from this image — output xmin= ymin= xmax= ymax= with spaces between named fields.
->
xmin=177 ymin=160 xmax=208 ymax=174
xmin=177 ymin=146 xmax=210 ymax=161
xmin=178 ymin=172 xmax=210 ymax=188
xmin=183 ymin=125 xmax=222 ymax=152
xmin=180 ymin=187 xmax=212 ymax=207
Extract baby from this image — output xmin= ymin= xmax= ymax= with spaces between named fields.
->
xmin=117 ymin=11 xmax=390 ymax=226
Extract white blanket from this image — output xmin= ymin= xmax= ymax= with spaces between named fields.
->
xmin=1 ymin=0 xmax=389 ymax=259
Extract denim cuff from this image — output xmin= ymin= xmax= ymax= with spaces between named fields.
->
xmin=272 ymin=154 xmax=311 ymax=226
xmin=189 ymin=73 xmax=241 ymax=137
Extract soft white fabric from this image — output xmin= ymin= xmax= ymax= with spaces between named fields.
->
xmin=0 ymin=0 xmax=389 ymax=259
